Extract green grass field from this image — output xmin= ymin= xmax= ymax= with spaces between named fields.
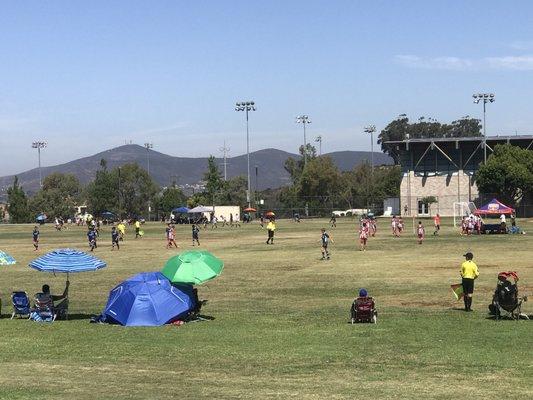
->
xmin=0 ymin=218 xmax=531 ymax=399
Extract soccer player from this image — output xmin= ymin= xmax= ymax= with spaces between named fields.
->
xmin=134 ymin=219 xmax=141 ymax=238
xmin=192 ymin=224 xmax=200 ymax=246
xmin=111 ymin=226 xmax=120 ymax=250
xmin=433 ymin=214 xmax=441 ymax=235
xmin=166 ymin=224 xmax=178 ymax=249
xmin=391 ymin=216 xmax=398 ymax=237
xmin=370 ymin=218 xmax=377 ymax=237
xmin=32 ymin=226 xmax=40 ymax=251
xmin=359 ymin=222 xmax=369 ymax=251
xmin=460 ymin=252 xmax=479 ymax=311
xmin=320 ymin=228 xmax=333 ymax=260
xmin=397 ymin=217 xmax=404 ymax=236
xmin=417 ymin=221 xmax=425 ymax=244
xmin=87 ymin=227 xmax=97 ymax=251
xmin=266 ymin=219 xmax=276 ymax=244
xmin=117 ymin=221 xmax=126 ymax=241
xmin=329 ymin=214 xmax=337 ymax=228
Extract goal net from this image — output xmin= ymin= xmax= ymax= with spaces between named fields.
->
xmin=453 ymin=202 xmax=477 ymax=227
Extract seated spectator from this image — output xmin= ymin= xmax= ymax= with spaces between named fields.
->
xmin=39 ymin=281 xmax=69 ymax=316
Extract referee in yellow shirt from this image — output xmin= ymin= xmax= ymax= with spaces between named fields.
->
xmin=461 ymin=252 xmax=479 ymax=311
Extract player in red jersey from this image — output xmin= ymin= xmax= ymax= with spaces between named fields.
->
xmin=359 ymin=222 xmax=369 ymax=251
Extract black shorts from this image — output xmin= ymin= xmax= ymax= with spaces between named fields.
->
xmin=268 ymin=230 xmax=274 ymax=238
xmin=322 ymin=242 xmax=328 ymax=249
xmin=462 ymin=278 xmax=475 ymax=294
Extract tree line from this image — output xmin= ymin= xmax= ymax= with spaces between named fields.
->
xmin=6 ymin=157 xmax=249 ymax=223
xmin=7 ymin=114 xmax=526 ymax=222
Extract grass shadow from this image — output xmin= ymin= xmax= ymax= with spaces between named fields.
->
xmin=63 ymin=313 xmax=94 ymax=321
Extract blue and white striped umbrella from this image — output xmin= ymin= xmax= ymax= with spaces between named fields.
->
xmin=0 ymin=251 xmax=16 ymax=266
xmin=29 ymin=248 xmax=106 ymax=274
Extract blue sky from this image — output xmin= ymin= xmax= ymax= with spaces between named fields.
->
xmin=1 ymin=1 xmax=533 ymax=174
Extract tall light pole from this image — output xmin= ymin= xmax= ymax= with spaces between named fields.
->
xmin=296 ymin=115 xmax=311 ymax=164
xmin=220 ymin=140 xmax=230 ymax=181
xmin=473 ymin=93 xmax=495 ymax=163
xmin=315 ymin=135 xmax=322 ymax=156
xmin=235 ymin=101 xmax=256 ymax=208
xmin=144 ymin=142 xmax=153 ymax=176
xmin=364 ymin=125 xmax=376 ymax=213
xmin=144 ymin=142 xmax=153 ymax=221
xmin=32 ymin=141 xmax=47 ymax=188
xmin=364 ymin=125 xmax=377 ymax=178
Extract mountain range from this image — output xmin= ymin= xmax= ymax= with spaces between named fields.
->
xmin=0 ymin=145 xmax=392 ymax=199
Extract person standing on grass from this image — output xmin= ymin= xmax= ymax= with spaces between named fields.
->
xmin=433 ymin=214 xmax=441 ymax=235
xmin=460 ymin=252 xmax=479 ymax=311
xmin=32 ymin=226 xmax=40 ymax=251
xmin=330 ymin=214 xmax=337 ymax=228
xmin=166 ymin=224 xmax=178 ymax=249
xmin=117 ymin=221 xmax=126 ymax=241
xmin=391 ymin=215 xmax=398 ymax=236
xmin=192 ymin=224 xmax=200 ymax=246
xmin=359 ymin=222 xmax=369 ymax=251
xmin=111 ymin=226 xmax=120 ymax=250
xmin=87 ymin=227 xmax=97 ymax=251
xmin=320 ymin=228 xmax=333 ymax=260
xmin=266 ymin=219 xmax=276 ymax=244
xmin=417 ymin=221 xmax=425 ymax=244
xmin=134 ymin=219 xmax=141 ymax=238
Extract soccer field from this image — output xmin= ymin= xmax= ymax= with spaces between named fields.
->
xmin=0 ymin=218 xmax=531 ymax=399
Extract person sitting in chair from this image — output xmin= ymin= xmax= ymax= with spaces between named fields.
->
xmin=350 ymin=288 xmax=377 ymax=324
xmin=38 ymin=280 xmax=70 ymax=318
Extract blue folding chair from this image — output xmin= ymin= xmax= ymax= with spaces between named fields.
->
xmin=11 ymin=291 xmax=31 ymax=319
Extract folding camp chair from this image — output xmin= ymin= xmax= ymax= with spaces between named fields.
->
xmin=11 ymin=291 xmax=31 ymax=319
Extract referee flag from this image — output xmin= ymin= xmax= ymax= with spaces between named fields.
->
xmin=450 ymin=283 xmax=464 ymax=300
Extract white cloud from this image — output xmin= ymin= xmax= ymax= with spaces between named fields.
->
xmin=395 ymin=55 xmax=474 ymax=70
xmin=485 ymin=55 xmax=533 ymax=70
xmin=509 ymin=41 xmax=533 ymax=51
xmin=395 ymin=54 xmax=533 ymax=71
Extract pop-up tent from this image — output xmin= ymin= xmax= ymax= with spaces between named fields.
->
xmin=188 ymin=205 xmax=213 ymax=213
xmin=474 ymin=198 xmax=514 ymax=215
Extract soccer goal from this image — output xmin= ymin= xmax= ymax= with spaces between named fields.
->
xmin=453 ymin=201 xmax=477 ymax=227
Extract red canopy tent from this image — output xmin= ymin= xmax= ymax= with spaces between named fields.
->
xmin=474 ymin=198 xmax=514 ymax=216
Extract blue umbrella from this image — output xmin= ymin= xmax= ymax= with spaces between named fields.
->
xmin=101 ymin=272 xmax=195 ymax=327
xmin=29 ymin=248 xmax=107 ymax=275
xmin=101 ymin=211 xmax=116 ymax=219
xmin=172 ymin=206 xmax=189 ymax=213
xmin=0 ymin=250 xmax=16 ymax=266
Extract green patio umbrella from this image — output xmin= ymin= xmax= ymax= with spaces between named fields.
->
xmin=161 ymin=250 xmax=224 ymax=285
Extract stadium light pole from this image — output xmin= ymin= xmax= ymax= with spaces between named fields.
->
xmin=364 ymin=125 xmax=377 ymax=178
xmin=235 ymin=101 xmax=256 ymax=208
xmin=144 ymin=142 xmax=153 ymax=222
xmin=315 ymin=135 xmax=322 ymax=156
xmin=144 ymin=142 xmax=153 ymax=176
xmin=364 ymin=125 xmax=376 ymax=214
xmin=32 ymin=141 xmax=47 ymax=188
xmin=296 ymin=115 xmax=311 ymax=165
xmin=473 ymin=93 xmax=495 ymax=163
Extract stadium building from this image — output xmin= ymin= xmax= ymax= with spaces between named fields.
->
xmin=384 ymin=135 xmax=533 ymax=217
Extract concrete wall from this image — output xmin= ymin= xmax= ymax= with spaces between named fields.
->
xmin=400 ymin=170 xmax=478 ymax=217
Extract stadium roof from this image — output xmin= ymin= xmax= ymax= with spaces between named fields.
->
xmin=384 ymin=135 xmax=533 ymax=145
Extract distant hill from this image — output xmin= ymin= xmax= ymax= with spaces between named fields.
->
xmin=0 ymin=145 xmax=392 ymax=199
